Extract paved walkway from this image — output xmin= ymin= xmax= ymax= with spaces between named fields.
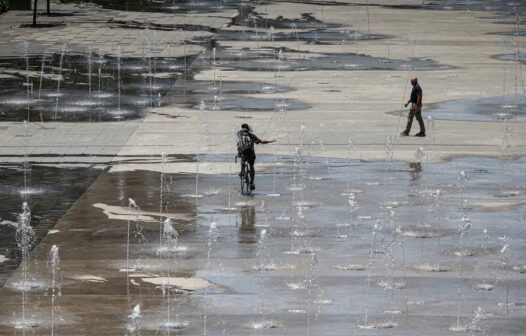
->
xmin=0 ymin=1 xmax=525 ymax=335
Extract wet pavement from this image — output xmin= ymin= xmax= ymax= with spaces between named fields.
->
xmin=0 ymin=53 xmax=195 ymax=122
xmin=0 ymin=163 xmax=102 ymax=287
xmin=162 ymin=76 xmax=309 ymax=112
xmin=192 ymin=46 xmax=449 ymax=72
xmin=400 ymin=94 xmax=526 ymax=122
xmin=208 ymin=27 xmax=386 ymax=44
xmin=371 ymin=0 xmax=526 ymax=15
xmin=0 ymin=154 xmax=525 ymax=334
xmin=496 ymin=52 xmax=526 ymax=64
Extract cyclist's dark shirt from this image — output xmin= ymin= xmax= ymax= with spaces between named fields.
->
xmin=238 ymin=130 xmax=261 ymax=163
xmin=248 ymin=133 xmax=262 ymax=150
xmin=410 ymin=83 xmax=422 ymax=104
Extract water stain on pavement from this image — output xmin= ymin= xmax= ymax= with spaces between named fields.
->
xmin=0 ymin=53 xmax=196 ymax=122
xmin=419 ymin=94 xmax=526 ymax=122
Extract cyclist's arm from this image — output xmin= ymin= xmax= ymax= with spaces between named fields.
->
xmin=252 ymin=134 xmax=276 ymax=145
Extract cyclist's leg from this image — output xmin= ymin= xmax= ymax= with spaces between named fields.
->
xmin=249 ymin=161 xmax=255 ymax=184
xmin=240 ymin=160 xmax=246 ymax=177
xmin=239 ymin=151 xmax=247 ymax=177
xmin=248 ymin=154 xmax=256 ymax=188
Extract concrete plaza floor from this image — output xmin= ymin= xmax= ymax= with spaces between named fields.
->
xmin=0 ymin=0 xmax=525 ymax=335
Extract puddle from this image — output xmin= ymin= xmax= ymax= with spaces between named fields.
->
xmin=1 ymin=153 xmax=525 ymax=332
xmin=491 ymin=28 xmax=526 ymax=36
xmin=202 ymin=27 xmax=386 ymax=44
xmin=0 ymin=52 xmax=194 ymax=122
xmin=0 ymin=164 xmax=101 ymax=288
xmin=421 ymin=94 xmax=526 ymax=122
xmin=165 ymin=78 xmax=309 ymax=111
xmin=195 ymin=46 xmax=449 ymax=72
xmin=375 ymin=0 xmax=526 ymax=15
xmin=496 ymin=52 xmax=526 ymax=64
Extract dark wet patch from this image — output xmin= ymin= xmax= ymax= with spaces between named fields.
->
xmin=62 ymin=0 xmax=249 ymax=13
xmin=150 ymin=111 xmax=190 ymax=119
xmin=162 ymin=77 xmax=308 ymax=112
xmin=19 ymin=22 xmax=67 ymax=28
xmin=227 ymin=6 xmax=387 ymax=45
xmin=198 ymin=27 xmax=386 ymax=45
xmin=0 ymin=52 xmax=196 ymax=122
xmin=170 ymin=78 xmax=294 ymax=95
xmin=1 ymin=154 xmax=525 ymax=333
xmin=42 ymin=11 xmax=78 ymax=17
xmin=495 ymin=52 xmax=526 ymax=63
xmin=234 ymin=7 xmax=337 ymax=30
xmin=0 ymin=164 xmax=102 ymax=287
xmin=108 ymin=18 xmax=216 ymax=32
xmin=489 ymin=27 xmax=526 ymax=36
xmin=193 ymin=46 xmax=449 ymax=72
xmin=416 ymin=94 xmax=526 ymax=122
xmin=365 ymin=0 xmax=526 ymax=16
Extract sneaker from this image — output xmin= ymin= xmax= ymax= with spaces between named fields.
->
xmin=250 ymin=184 xmax=256 ymax=190
xmin=414 ymin=132 xmax=426 ymax=137
xmin=399 ymin=131 xmax=409 ymax=136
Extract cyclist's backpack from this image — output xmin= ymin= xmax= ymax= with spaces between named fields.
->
xmin=237 ymin=130 xmax=253 ymax=152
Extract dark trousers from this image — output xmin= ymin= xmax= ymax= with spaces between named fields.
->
xmin=240 ymin=150 xmax=256 ymax=184
xmin=404 ymin=106 xmax=425 ymax=134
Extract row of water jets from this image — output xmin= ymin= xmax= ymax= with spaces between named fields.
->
xmin=11 ymin=112 xmax=516 ymax=334
xmin=20 ymin=30 xmax=169 ymax=122
xmin=13 ymin=32 xmax=519 ymax=332
xmin=9 ymin=3 xmax=522 ymax=333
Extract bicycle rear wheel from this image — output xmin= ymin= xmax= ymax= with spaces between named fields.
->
xmin=239 ymin=162 xmax=252 ymax=196
xmin=240 ymin=163 xmax=248 ymax=196
xmin=244 ymin=168 xmax=252 ymax=196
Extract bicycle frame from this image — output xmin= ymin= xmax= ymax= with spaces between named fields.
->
xmin=237 ymin=155 xmax=252 ymax=196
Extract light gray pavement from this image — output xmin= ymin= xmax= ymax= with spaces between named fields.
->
xmin=0 ymin=121 xmax=140 ymax=160
xmin=117 ymin=2 xmax=526 ymax=164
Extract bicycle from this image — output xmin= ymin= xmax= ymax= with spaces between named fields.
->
xmin=236 ymin=155 xmax=253 ymax=196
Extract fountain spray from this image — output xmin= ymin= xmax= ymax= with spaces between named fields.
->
xmin=48 ymin=245 xmax=61 ymax=336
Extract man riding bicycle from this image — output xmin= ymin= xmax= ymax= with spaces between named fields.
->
xmin=237 ymin=124 xmax=276 ymax=190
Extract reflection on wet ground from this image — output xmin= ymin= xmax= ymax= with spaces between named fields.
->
xmin=421 ymin=94 xmax=526 ymax=122
xmin=0 ymin=52 xmax=195 ymax=122
xmin=1 ymin=154 xmax=524 ymax=334
xmin=0 ymin=164 xmax=102 ymax=287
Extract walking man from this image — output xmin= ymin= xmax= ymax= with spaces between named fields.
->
xmin=400 ymin=76 xmax=425 ymax=137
